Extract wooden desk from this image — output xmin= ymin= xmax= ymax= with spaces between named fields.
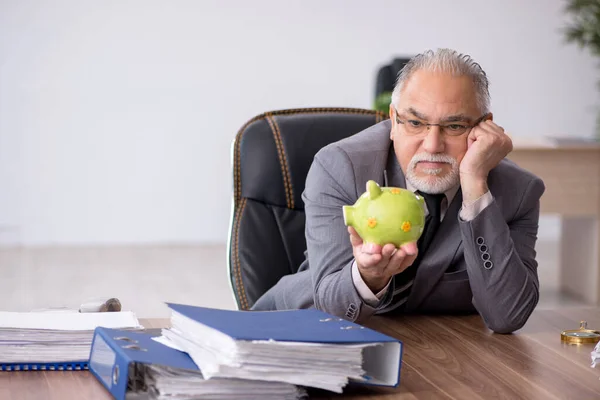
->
xmin=2 ymin=310 xmax=600 ymax=399
xmin=507 ymin=141 xmax=600 ymax=304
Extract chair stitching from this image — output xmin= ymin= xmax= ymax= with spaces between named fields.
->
xmin=233 ymin=107 xmax=381 ymax=207
xmin=268 ymin=107 xmax=380 ymax=116
xmin=267 ymin=114 xmax=294 ymax=209
xmin=234 ymin=197 xmax=249 ymax=310
xmin=275 ymin=118 xmax=295 ymax=209
xmin=266 ymin=114 xmax=293 ymax=209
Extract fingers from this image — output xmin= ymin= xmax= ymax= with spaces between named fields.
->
xmin=467 ymin=129 xmax=477 ymax=148
xmin=356 ymin=251 xmax=382 ymax=268
xmin=400 ymin=241 xmax=418 ymax=256
xmin=348 ymin=226 xmax=363 ymax=247
xmin=349 ymin=230 xmax=419 ymax=277
xmin=479 ymin=120 xmax=513 ymax=152
xmin=362 ymin=242 xmax=383 ymax=254
xmin=399 ymin=243 xmax=419 ymax=269
xmin=485 ymin=119 xmax=504 ymax=132
xmin=479 ymin=120 xmax=505 ymax=137
xmin=378 ymin=243 xmax=396 ymax=266
xmin=355 ymin=243 xmax=393 ymax=270
xmin=469 ymin=121 xmax=507 ymax=150
xmin=385 ymin=242 xmax=419 ymax=275
xmin=348 ymin=227 xmax=385 ymax=253
xmin=468 ymin=123 xmax=489 ymax=145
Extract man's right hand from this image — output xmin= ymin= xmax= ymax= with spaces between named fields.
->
xmin=348 ymin=226 xmax=418 ymax=293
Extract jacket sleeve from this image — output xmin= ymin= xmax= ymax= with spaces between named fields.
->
xmin=302 ymin=145 xmax=394 ymax=323
xmin=459 ymin=177 xmax=546 ymax=333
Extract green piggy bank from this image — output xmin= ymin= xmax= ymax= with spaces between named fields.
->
xmin=342 ymin=180 xmax=426 ymax=247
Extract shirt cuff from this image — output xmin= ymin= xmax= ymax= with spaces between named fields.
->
xmin=351 ymin=260 xmax=391 ymax=307
xmin=459 ymin=190 xmax=493 ymax=221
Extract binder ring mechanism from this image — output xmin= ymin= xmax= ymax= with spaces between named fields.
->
xmin=113 ymin=365 xmax=119 ymax=385
xmin=114 ymin=336 xmax=138 ymax=343
xmin=319 ymin=318 xmax=365 ymax=330
xmin=113 ymin=336 xmax=148 ymax=351
xmin=111 ymin=337 xmax=148 ymax=386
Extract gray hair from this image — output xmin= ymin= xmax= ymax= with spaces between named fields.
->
xmin=390 ymin=48 xmax=490 ymax=114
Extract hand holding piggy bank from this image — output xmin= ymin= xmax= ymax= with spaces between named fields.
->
xmin=343 ymin=180 xmax=426 ymax=247
xmin=342 ymin=180 xmax=426 ymax=293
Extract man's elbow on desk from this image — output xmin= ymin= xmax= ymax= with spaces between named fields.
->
xmin=486 ymin=320 xmax=526 ymax=335
xmin=481 ymin=297 xmax=539 ymax=334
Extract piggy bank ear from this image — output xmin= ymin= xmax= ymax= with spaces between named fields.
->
xmin=366 ymin=180 xmax=382 ymax=199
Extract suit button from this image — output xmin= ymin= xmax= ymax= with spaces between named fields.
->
xmin=484 ymin=260 xmax=493 ymax=269
xmin=346 ymin=303 xmax=358 ymax=320
xmin=479 ymin=244 xmax=488 ymax=253
xmin=476 ymin=237 xmax=485 ymax=245
xmin=481 ymin=252 xmax=490 ymax=261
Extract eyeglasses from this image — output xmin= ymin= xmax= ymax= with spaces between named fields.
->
xmin=393 ymin=107 xmax=487 ymax=137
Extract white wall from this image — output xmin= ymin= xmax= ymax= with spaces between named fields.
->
xmin=0 ymin=0 xmax=596 ymax=246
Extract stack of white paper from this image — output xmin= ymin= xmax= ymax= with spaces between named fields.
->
xmin=160 ymin=328 xmax=368 ymax=393
xmin=0 ymin=311 xmax=142 ymax=367
xmin=144 ymin=364 xmax=307 ymax=400
xmin=157 ymin=307 xmax=401 ymax=394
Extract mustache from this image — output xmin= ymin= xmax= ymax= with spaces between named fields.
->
xmin=408 ymin=153 xmax=457 ymax=169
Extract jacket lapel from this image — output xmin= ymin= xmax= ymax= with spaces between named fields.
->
xmin=405 ymin=189 xmax=464 ymax=311
xmin=384 ymin=145 xmax=406 ymax=189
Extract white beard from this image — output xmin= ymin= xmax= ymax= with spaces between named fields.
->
xmin=406 ymin=153 xmax=460 ymax=194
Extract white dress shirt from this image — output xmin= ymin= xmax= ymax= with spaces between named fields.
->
xmin=351 ymin=184 xmax=493 ymax=306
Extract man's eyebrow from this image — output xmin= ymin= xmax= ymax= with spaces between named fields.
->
xmin=441 ymin=114 xmax=472 ymax=123
xmin=405 ymin=107 xmax=429 ymax=120
xmin=404 ymin=108 xmax=472 ymax=123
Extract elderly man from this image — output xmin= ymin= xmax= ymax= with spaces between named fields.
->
xmin=252 ymin=48 xmax=545 ymax=334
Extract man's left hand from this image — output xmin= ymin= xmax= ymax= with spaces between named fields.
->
xmin=459 ymin=119 xmax=513 ymax=203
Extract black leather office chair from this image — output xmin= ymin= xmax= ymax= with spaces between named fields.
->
xmin=228 ymin=107 xmax=387 ymax=310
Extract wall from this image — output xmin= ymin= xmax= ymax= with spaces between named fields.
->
xmin=0 ymin=0 xmax=595 ymax=246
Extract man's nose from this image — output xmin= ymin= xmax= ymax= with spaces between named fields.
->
xmin=422 ymin=126 xmax=445 ymax=153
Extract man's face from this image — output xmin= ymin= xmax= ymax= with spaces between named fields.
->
xmin=389 ymin=69 xmax=484 ymax=194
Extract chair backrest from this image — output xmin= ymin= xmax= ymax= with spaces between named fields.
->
xmin=228 ymin=107 xmax=386 ymax=310
xmin=375 ymin=57 xmax=411 ymax=99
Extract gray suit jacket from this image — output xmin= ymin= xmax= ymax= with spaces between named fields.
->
xmin=252 ymin=120 xmax=545 ymax=333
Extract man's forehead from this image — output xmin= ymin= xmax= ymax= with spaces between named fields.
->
xmin=398 ymin=82 xmax=480 ymax=117
xmin=400 ymin=71 xmax=478 ymax=103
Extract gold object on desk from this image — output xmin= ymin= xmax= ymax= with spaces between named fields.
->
xmin=560 ymin=321 xmax=600 ymax=344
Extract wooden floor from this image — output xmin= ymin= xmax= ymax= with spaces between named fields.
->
xmin=0 ymin=239 xmax=586 ymax=317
